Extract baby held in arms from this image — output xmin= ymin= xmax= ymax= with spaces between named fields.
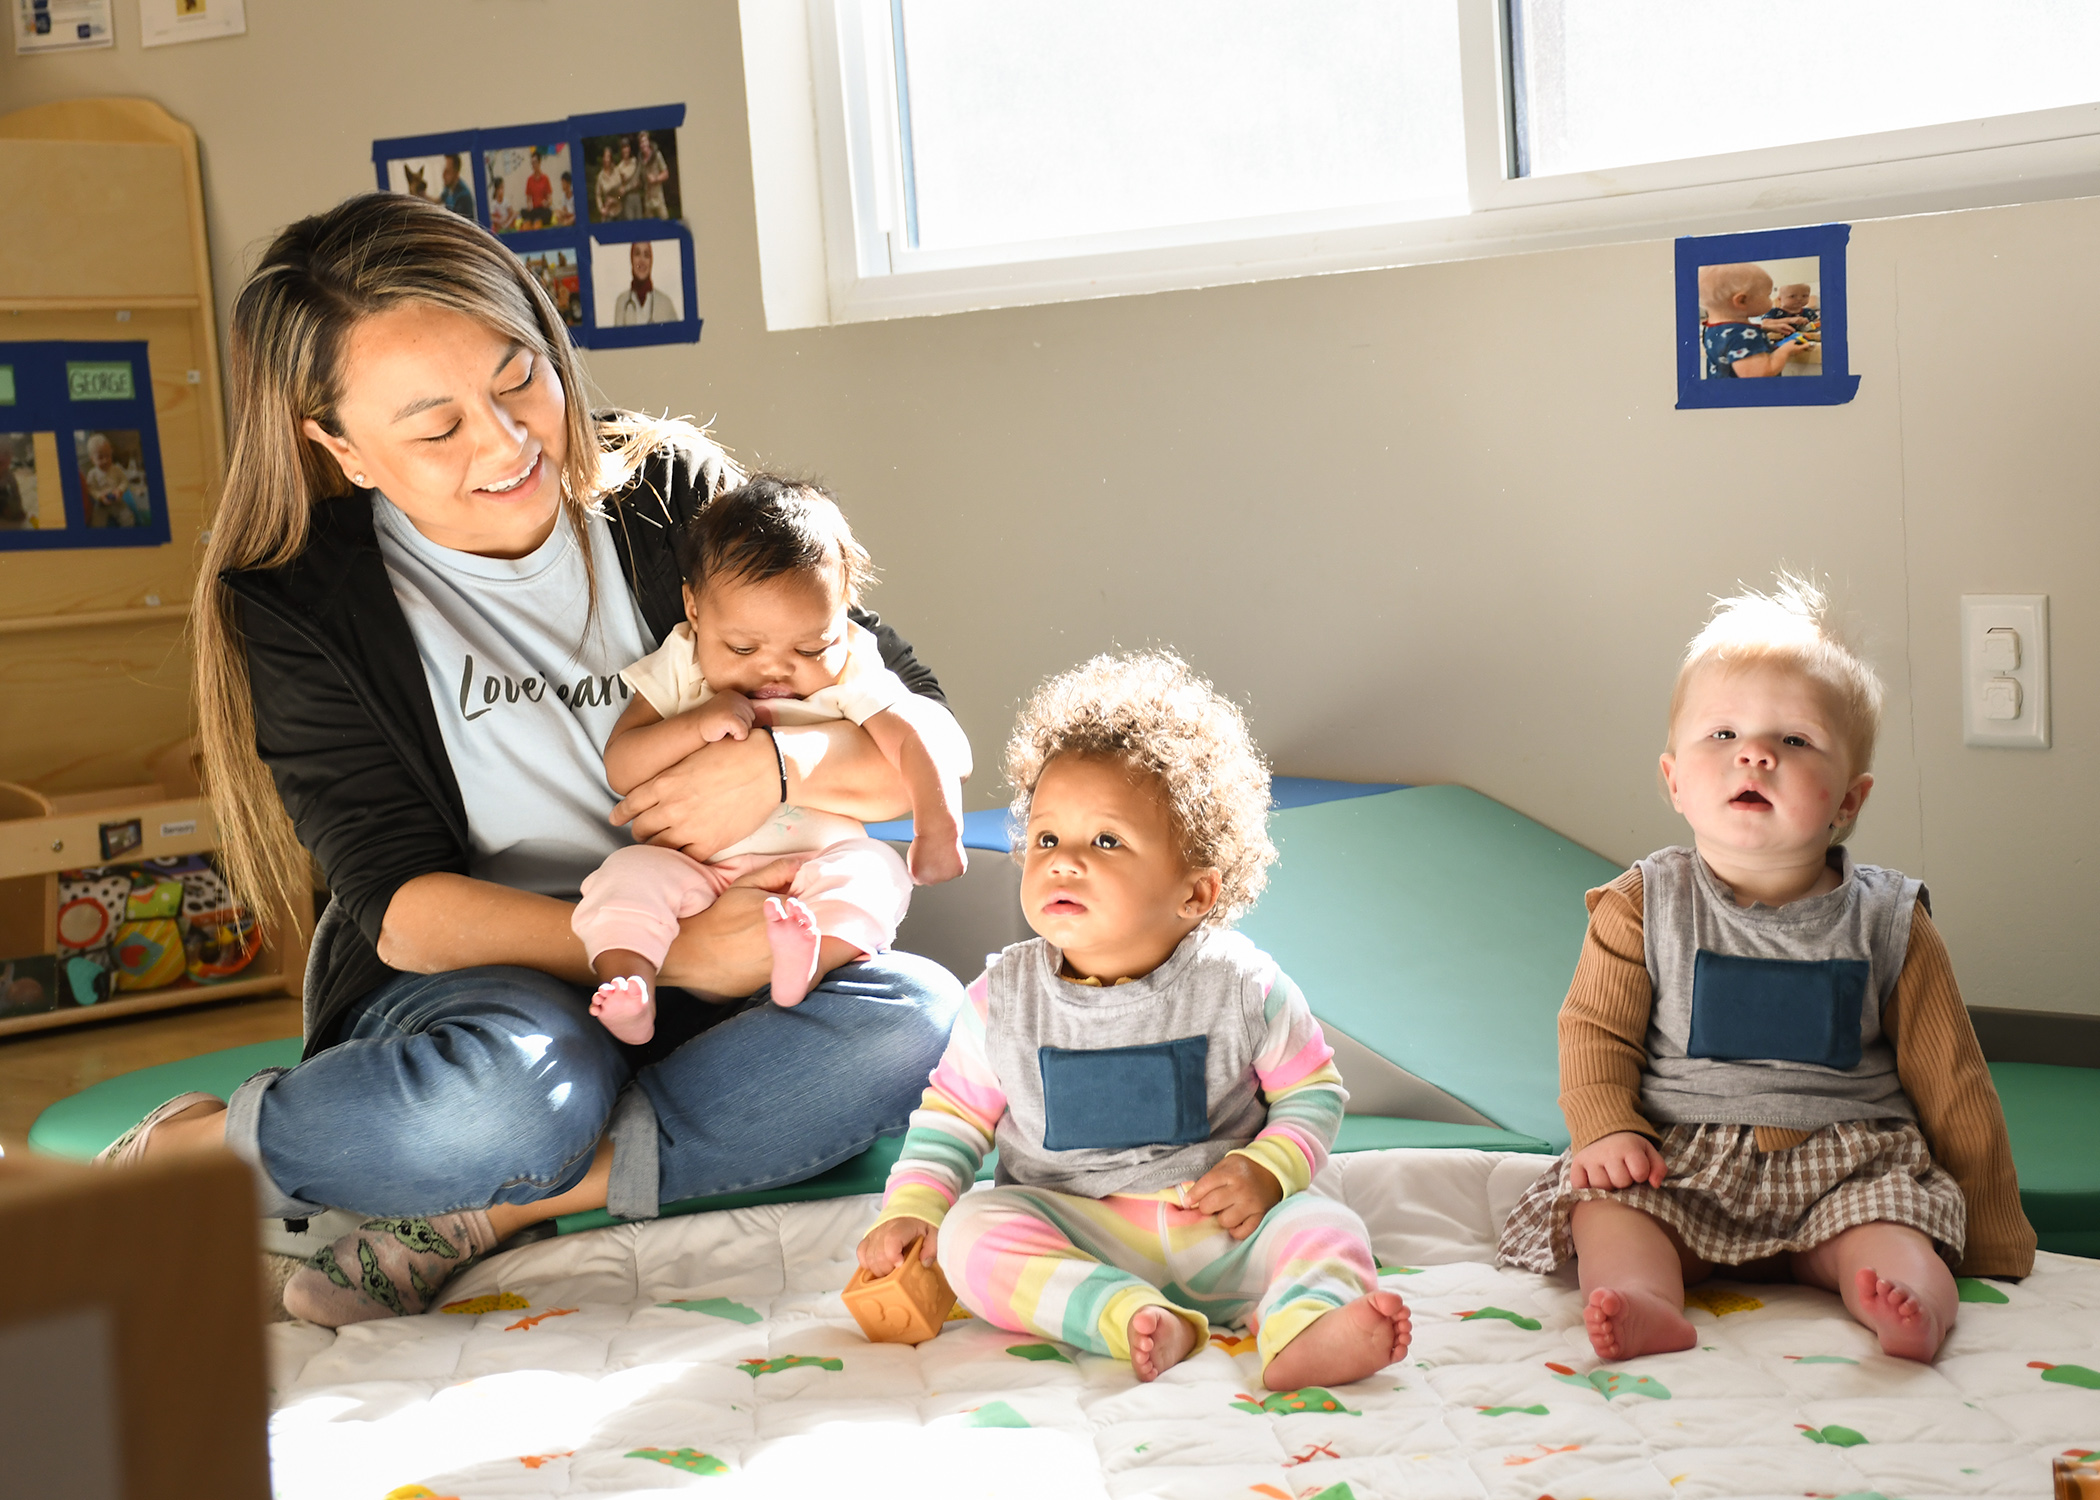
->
xmin=571 ymin=475 xmax=967 ymax=1042
xmin=858 ymin=651 xmax=1410 ymax=1389
xmin=1497 ymin=574 xmax=2034 ymax=1363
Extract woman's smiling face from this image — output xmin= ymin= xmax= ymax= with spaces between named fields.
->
xmin=302 ymin=302 xmax=569 ymax=558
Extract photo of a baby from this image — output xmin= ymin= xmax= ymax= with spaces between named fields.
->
xmin=583 ymin=127 xmax=680 ymax=223
xmin=0 ymin=432 xmax=42 ymax=530
xmin=590 ymin=237 xmax=683 ymax=327
xmin=484 ymin=143 xmax=573 ymax=234
xmin=385 ymin=152 xmax=476 ymax=220
xmin=521 ymin=248 xmax=584 ymax=328
xmin=74 ymin=429 xmax=152 ymax=528
xmin=1697 ymin=256 xmax=1823 ymax=379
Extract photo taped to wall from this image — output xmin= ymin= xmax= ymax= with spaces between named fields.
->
xmin=74 ymin=429 xmax=152 ymax=529
xmin=385 ymin=152 xmax=477 ymax=220
xmin=591 ymin=237 xmax=683 ymax=327
xmin=0 ymin=431 xmax=44 ymax=530
xmin=484 ymin=141 xmax=573 ymax=234
xmin=521 ymin=248 xmax=584 ymax=329
xmin=583 ymin=127 xmax=680 ymax=224
xmin=1697 ymin=256 xmax=1822 ymax=380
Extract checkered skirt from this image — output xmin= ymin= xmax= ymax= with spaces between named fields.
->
xmin=1496 ymin=1119 xmax=1966 ymax=1273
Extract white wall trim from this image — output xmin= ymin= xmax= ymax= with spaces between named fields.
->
xmin=738 ymin=0 xmax=831 ymax=330
xmin=746 ymin=0 xmax=2100 ymax=330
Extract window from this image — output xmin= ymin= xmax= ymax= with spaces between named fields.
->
xmin=742 ymin=0 xmax=2100 ymax=327
xmin=1510 ymin=0 xmax=2100 ymax=178
xmin=892 ymin=1 xmax=1466 ymax=255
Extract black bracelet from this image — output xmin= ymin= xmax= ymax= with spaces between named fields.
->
xmin=766 ymin=726 xmax=788 ymax=804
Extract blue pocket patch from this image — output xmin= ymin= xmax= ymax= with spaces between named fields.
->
xmin=1688 ymin=949 xmax=1868 ymax=1069
xmin=1038 ymin=1035 xmax=1210 ymax=1151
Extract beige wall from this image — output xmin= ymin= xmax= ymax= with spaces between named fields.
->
xmin=5 ymin=3 xmax=2094 ymax=1015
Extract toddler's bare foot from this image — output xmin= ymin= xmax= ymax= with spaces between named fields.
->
xmin=1852 ymin=1267 xmax=1944 ymax=1362
xmin=1261 ymin=1291 xmax=1411 ymax=1391
xmin=590 ymin=975 xmax=656 ymax=1044
xmin=1583 ymin=1287 xmax=1696 ymax=1360
xmin=764 ymin=896 xmax=823 ymax=1007
xmin=1129 ymin=1306 xmax=1197 ymax=1382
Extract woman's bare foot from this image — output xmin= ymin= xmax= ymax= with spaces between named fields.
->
xmin=1583 ymin=1287 xmax=1696 ymax=1360
xmin=589 ymin=975 xmax=656 ymax=1044
xmin=1129 ymin=1306 xmax=1197 ymax=1382
xmin=1262 ymin=1292 xmax=1412 ymax=1391
xmin=1852 ymin=1267 xmax=1944 ymax=1362
xmin=764 ymin=896 xmax=823 ymax=1007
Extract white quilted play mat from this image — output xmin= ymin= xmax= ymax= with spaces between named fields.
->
xmin=263 ymin=1149 xmax=2100 ymax=1499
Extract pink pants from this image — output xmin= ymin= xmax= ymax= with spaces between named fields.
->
xmin=570 ymin=838 xmax=912 ymax=970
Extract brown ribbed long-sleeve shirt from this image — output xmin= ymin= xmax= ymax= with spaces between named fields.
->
xmin=1560 ymin=867 xmax=2036 ymax=1278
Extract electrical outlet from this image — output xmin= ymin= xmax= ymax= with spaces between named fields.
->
xmin=1961 ymin=594 xmax=2049 ymax=749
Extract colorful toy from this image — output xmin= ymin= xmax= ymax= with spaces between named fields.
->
xmin=110 ymin=918 xmax=186 ymax=991
xmin=2057 ymin=1452 xmax=2100 ymax=1499
xmin=842 ymin=1238 xmax=956 ymax=1344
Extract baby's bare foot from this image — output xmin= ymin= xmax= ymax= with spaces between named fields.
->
xmin=1261 ymin=1291 xmax=1411 ymax=1391
xmin=590 ymin=975 xmax=656 ymax=1044
xmin=1129 ymin=1306 xmax=1197 ymax=1382
xmin=1582 ymin=1287 xmax=1696 ymax=1360
xmin=1852 ymin=1267 xmax=1943 ymax=1362
xmin=764 ymin=896 xmax=823 ymax=1007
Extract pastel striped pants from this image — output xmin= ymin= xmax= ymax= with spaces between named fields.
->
xmin=936 ymin=1184 xmax=1377 ymax=1372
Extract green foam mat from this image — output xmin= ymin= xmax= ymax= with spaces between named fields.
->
xmin=26 ymin=1036 xmax=304 ymax=1159
xmin=1989 ymin=1061 xmax=2100 ymax=1259
xmin=1240 ymin=784 xmax=1619 ymax=1149
xmin=551 ymin=1113 xmax=1556 ymax=1235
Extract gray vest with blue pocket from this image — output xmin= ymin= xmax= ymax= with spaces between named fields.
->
xmin=1638 ymin=846 xmax=1921 ymax=1131
xmin=982 ymin=928 xmax=1284 ymax=1198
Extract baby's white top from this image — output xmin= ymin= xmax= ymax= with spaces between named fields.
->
xmin=619 ymin=620 xmax=910 ymax=860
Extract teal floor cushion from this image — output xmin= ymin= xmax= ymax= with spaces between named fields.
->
xmin=1240 ymin=784 xmax=1620 ymax=1151
xmin=1989 ymin=1061 xmax=2100 ymax=1258
xmin=27 ymin=1036 xmax=304 ymax=1158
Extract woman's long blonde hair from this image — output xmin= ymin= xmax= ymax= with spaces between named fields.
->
xmin=195 ymin=192 xmax=676 ymax=928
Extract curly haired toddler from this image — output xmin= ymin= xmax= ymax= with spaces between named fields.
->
xmin=857 ymin=651 xmax=1410 ymax=1388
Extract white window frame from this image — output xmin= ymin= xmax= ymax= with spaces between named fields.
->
xmin=740 ymin=0 xmax=2100 ymax=330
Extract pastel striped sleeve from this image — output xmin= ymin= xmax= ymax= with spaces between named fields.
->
xmin=872 ymin=972 xmax=1007 ymax=1231
xmin=1229 ymin=969 xmax=1348 ymax=1197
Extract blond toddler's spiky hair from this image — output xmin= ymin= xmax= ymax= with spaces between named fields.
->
xmin=1668 ymin=572 xmax=1885 ymax=783
xmin=1005 ymin=650 xmax=1276 ymax=927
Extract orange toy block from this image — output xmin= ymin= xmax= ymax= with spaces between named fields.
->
xmin=842 ymin=1239 xmax=956 ymax=1344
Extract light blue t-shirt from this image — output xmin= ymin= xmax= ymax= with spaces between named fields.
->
xmin=372 ymin=495 xmax=656 ymax=897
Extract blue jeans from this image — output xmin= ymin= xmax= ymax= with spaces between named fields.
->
xmin=222 ymin=954 xmax=962 ymax=1220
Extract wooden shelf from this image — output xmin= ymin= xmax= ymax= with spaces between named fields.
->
xmin=0 ymin=604 xmax=191 ymax=636
xmin=0 ymin=774 xmax=309 ymax=1041
xmin=0 ymin=970 xmax=294 ymax=1039
xmin=0 ymin=295 xmax=203 ymax=314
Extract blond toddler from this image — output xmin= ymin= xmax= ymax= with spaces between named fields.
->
xmin=1497 ymin=575 xmax=2034 ymax=1363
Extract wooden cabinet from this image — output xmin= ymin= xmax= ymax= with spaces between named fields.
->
xmin=0 ymin=764 xmax=310 ymax=1039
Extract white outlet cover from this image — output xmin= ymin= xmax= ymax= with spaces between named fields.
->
xmin=1961 ymin=594 xmax=2049 ymax=749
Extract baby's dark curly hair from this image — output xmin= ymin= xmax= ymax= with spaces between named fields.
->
xmin=1004 ymin=650 xmax=1276 ymax=927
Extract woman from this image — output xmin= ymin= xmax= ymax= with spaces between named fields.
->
xmin=108 ymin=193 xmax=966 ymax=1325
xmin=637 ymin=130 xmax=671 ymax=220
xmin=593 ymin=146 xmax=625 ymax=223
xmin=616 ymin=137 xmax=644 ymax=222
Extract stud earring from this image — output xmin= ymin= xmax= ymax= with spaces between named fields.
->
xmin=353 ymin=472 xmax=368 ymax=486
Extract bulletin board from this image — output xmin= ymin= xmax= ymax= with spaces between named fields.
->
xmin=0 ymin=340 xmax=172 ymax=550
xmin=372 ymin=104 xmax=701 ymax=350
